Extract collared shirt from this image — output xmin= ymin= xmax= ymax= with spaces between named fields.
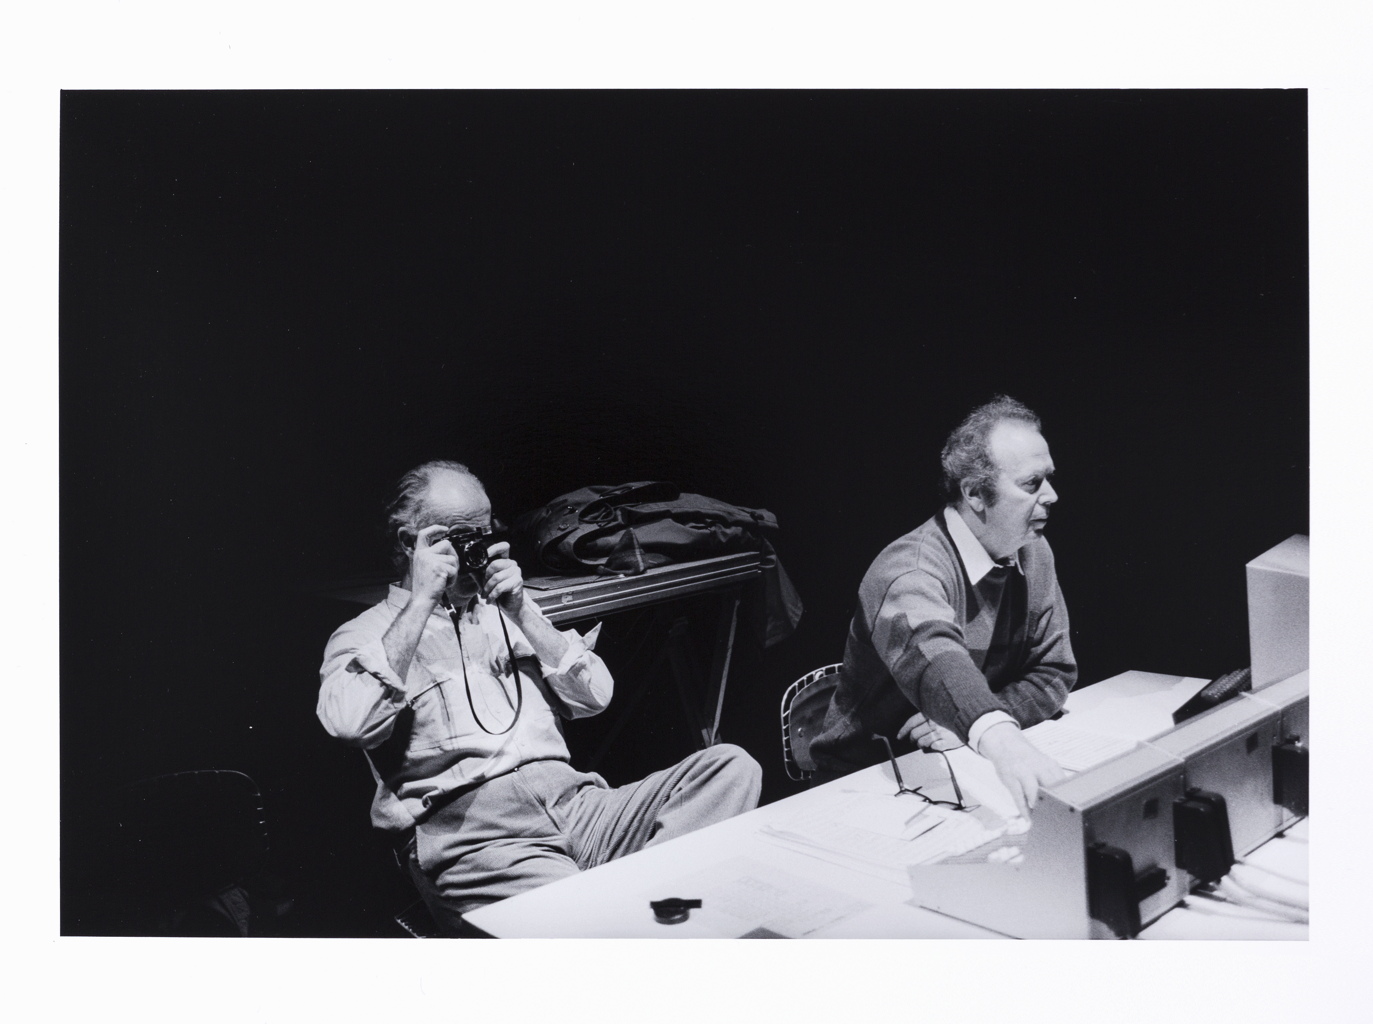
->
xmin=941 ymin=507 xmax=1021 ymax=751
xmin=942 ymin=504 xmax=1023 ymax=584
xmin=317 ymin=585 xmax=613 ymax=831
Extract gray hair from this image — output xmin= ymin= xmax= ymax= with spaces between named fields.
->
xmin=385 ymin=460 xmax=485 ymax=571
xmin=939 ymin=396 xmax=1042 ymax=505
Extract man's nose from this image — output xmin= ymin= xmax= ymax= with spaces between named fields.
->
xmin=1040 ymin=480 xmax=1058 ymax=505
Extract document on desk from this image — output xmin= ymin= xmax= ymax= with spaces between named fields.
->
xmin=660 ymin=857 xmax=873 ymax=938
xmin=1023 ymin=718 xmax=1140 ymax=772
xmin=756 ymin=788 xmax=1006 ymax=887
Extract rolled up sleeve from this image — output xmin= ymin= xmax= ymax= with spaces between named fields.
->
xmin=317 ymin=627 xmax=409 ymax=749
xmin=537 ymin=622 xmax=613 ymax=719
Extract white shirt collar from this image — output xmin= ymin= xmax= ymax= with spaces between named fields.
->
xmin=942 ymin=506 xmax=1022 ymax=585
xmin=387 ymin=583 xmax=482 ymax=619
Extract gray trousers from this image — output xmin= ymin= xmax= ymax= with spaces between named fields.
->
xmin=408 ymin=744 xmax=762 ymax=935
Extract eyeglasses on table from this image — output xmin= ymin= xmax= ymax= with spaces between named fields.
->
xmin=871 ymin=733 xmax=977 ymax=812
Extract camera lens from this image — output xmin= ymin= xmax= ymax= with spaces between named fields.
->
xmin=459 ymin=536 xmax=489 ymax=575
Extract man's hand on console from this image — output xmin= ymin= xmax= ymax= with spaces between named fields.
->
xmin=977 ymin=722 xmax=1067 ymax=819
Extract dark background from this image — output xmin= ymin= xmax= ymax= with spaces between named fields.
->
xmin=60 ymin=90 xmax=1307 ymax=935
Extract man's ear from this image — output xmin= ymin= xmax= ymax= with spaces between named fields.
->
xmin=960 ymin=480 xmax=986 ymax=514
xmin=398 ymin=528 xmax=416 ymax=553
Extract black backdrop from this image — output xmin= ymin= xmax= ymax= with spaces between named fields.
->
xmin=60 ymin=90 xmax=1307 ymax=935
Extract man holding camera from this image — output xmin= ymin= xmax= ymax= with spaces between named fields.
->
xmin=810 ymin=396 xmax=1075 ymax=818
xmin=318 ymin=460 xmax=761 ymax=935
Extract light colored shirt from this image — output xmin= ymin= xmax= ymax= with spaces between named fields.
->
xmin=318 ymin=585 xmax=612 ymax=830
xmin=942 ymin=507 xmax=1021 ymax=753
xmin=942 ymin=504 xmax=1022 ymax=585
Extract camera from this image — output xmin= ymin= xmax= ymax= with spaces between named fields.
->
xmin=444 ymin=526 xmax=502 ymax=578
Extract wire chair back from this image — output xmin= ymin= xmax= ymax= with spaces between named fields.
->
xmin=780 ymin=663 xmax=843 ymax=781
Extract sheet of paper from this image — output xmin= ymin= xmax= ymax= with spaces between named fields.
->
xmin=832 ymin=791 xmax=946 ymax=839
xmin=1024 ymin=718 xmax=1139 ymax=771
xmin=755 ymin=788 xmax=1006 ymax=885
xmin=660 ymin=857 xmax=873 ymax=937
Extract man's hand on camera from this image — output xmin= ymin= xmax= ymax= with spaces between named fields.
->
xmin=481 ymin=541 xmax=526 ymax=616
xmin=410 ymin=524 xmax=459 ymax=605
xmin=977 ymin=722 xmax=1067 ymax=819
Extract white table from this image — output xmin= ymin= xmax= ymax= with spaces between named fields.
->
xmin=465 ymin=744 xmax=1016 ymax=939
xmin=464 ymin=671 xmax=1308 ymax=939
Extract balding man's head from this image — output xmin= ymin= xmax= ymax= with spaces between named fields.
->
xmin=386 ymin=460 xmax=489 ymax=572
xmin=939 ymin=396 xmax=1042 ymax=506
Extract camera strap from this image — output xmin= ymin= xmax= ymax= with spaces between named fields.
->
xmin=441 ymin=594 xmax=523 ymax=736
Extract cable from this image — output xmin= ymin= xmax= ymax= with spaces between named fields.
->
xmin=1234 ymin=856 xmax=1308 ymax=888
xmin=1222 ymin=872 xmax=1309 ymax=912
xmin=1181 ymin=893 xmax=1308 ymax=925
xmin=1206 ymin=882 xmax=1309 ymax=924
xmin=1194 ymin=888 xmax=1309 ymax=925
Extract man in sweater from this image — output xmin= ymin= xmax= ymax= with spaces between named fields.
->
xmin=810 ymin=396 xmax=1074 ymax=816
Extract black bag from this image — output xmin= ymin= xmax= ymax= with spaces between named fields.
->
xmin=512 ymin=481 xmax=803 ymax=646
